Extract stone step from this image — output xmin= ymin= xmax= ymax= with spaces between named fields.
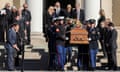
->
xmin=97 ymin=52 xmax=104 ymax=56
xmin=0 ymin=45 xmax=4 ymax=49
xmin=23 ymin=52 xmax=40 ymax=59
xmin=96 ymin=62 xmax=101 ymax=67
xmin=100 ymin=58 xmax=108 ymax=63
xmin=25 ymin=48 xmax=32 ymax=52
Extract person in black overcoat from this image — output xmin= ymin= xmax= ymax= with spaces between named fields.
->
xmin=0 ymin=3 xmax=12 ymax=42
xmin=65 ymin=4 xmax=74 ymax=18
xmin=106 ymin=22 xmax=118 ymax=70
xmin=72 ymin=3 xmax=85 ymax=24
xmin=43 ymin=6 xmax=55 ymax=41
xmin=22 ymin=3 xmax=31 ymax=45
xmin=54 ymin=1 xmax=67 ymax=17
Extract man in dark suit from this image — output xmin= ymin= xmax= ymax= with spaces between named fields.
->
xmin=99 ymin=21 xmax=107 ymax=58
xmin=73 ymin=3 xmax=85 ymax=24
xmin=54 ymin=1 xmax=66 ymax=17
xmin=43 ymin=6 xmax=55 ymax=41
xmin=106 ymin=22 xmax=118 ymax=70
xmin=22 ymin=3 xmax=31 ymax=45
xmin=0 ymin=3 xmax=12 ymax=43
xmin=5 ymin=23 xmax=20 ymax=71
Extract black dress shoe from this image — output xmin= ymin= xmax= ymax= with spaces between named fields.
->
xmin=113 ymin=67 xmax=118 ymax=71
xmin=90 ymin=67 xmax=96 ymax=71
xmin=107 ymin=67 xmax=113 ymax=70
xmin=8 ymin=69 xmax=15 ymax=71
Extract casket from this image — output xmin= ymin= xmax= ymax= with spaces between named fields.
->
xmin=70 ymin=28 xmax=89 ymax=44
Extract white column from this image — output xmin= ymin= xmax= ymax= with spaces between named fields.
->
xmin=27 ymin=0 xmax=43 ymax=33
xmin=76 ymin=0 xmax=85 ymax=9
xmin=20 ymin=0 xmax=26 ymax=7
xmin=85 ymin=0 xmax=100 ymax=24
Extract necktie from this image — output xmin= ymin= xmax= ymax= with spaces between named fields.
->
xmin=77 ymin=10 xmax=80 ymax=20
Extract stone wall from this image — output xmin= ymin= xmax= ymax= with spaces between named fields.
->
xmin=13 ymin=0 xmax=25 ymax=8
xmin=101 ymin=0 xmax=112 ymax=20
xmin=113 ymin=0 xmax=120 ymax=26
xmin=0 ymin=0 xmax=25 ymax=9
xmin=0 ymin=0 xmax=13 ymax=9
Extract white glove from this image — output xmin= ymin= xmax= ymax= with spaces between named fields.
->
xmin=66 ymin=37 xmax=69 ymax=40
xmin=88 ymin=38 xmax=92 ymax=41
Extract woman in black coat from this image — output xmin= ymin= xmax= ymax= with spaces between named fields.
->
xmin=97 ymin=9 xmax=107 ymax=57
xmin=97 ymin=9 xmax=106 ymax=29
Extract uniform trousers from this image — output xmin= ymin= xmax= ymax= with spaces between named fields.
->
xmin=89 ymin=48 xmax=98 ymax=68
xmin=56 ymin=45 xmax=66 ymax=69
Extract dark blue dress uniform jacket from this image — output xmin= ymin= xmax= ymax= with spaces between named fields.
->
xmin=89 ymin=28 xmax=100 ymax=49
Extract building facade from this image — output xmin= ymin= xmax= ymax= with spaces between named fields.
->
xmin=0 ymin=0 xmax=120 ymax=33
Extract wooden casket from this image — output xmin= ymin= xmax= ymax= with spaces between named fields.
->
xmin=70 ymin=28 xmax=89 ymax=44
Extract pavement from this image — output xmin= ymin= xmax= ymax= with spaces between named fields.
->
xmin=0 ymin=27 xmax=120 ymax=71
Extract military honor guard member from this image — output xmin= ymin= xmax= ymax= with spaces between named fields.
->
xmin=64 ymin=18 xmax=74 ymax=63
xmin=55 ymin=16 xmax=66 ymax=70
xmin=75 ymin=20 xmax=90 ymax=70
xmin=88 ymin=19 xmax=100 ymax=70
xmin=47 ymin=17 xmax=58 ymax=70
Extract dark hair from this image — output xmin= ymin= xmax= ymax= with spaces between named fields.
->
xmin=89 ymin=19 xmax=96 ymax=24
xmin=10 ymin=22 xmax=19 ymax=27
xmin=108 ymin=22 xmax=114 ymax=27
